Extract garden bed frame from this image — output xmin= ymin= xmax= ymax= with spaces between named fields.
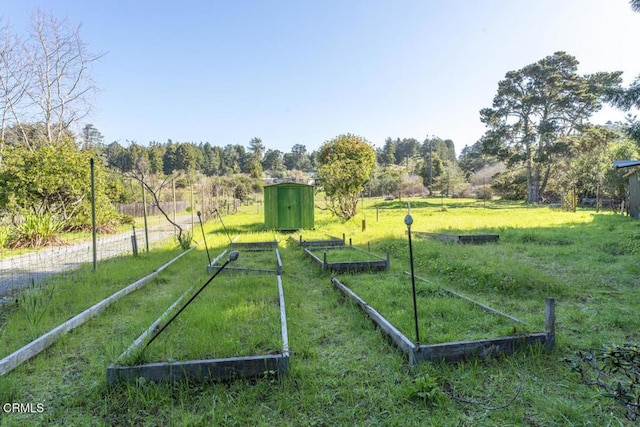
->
xmin=415 ymin=232 xmax=499 ymax=244
xmin=207 ymin=242 xmax=283 ymax=275
xmin=331 ymin=274 xmax=554 ymax=365
xmin=106 ymin=274 xmax=289 ymax=384
xmin=288 ymin=234 xmax=346 ymax=248
xmin=303 ymin=244 xmax=390 ymax=273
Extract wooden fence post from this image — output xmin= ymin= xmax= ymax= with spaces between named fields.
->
xmin=545 ymin=297 xmax=556 ymax=350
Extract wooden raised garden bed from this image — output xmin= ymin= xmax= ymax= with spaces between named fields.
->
xmin=331 ymin=273 xmax=554 ymax=365
xmin=207 ymin=245 xmax=283 ymax=275
xmin=415 ymin=232 xmax=499 ymax=244
xmin=107 ymin=273 xmax=289 ymax=384
xmin=288 ymin=234 xmax=345 ymax=248
xmin=303 ymin=245 xmax=390 ymax=273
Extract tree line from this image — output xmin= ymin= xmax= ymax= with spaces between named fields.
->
xmin=3 ymin=5 xmax=640 ymax=248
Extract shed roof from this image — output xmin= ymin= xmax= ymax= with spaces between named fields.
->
xmin=263 ymin=182 xmax=314 ymax=188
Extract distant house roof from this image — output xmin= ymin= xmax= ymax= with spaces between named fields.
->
xmin=614 ymin=160 xmax=640 ymax=169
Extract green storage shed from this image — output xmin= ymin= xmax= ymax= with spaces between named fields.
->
xmin=264 ymin=182 xmax=315 ymax=230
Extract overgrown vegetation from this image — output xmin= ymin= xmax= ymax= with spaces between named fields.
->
xmin=567 ymin=343 xmax=640 ymax=422
xmin=1 ymin=198 xmax=640 ymax=425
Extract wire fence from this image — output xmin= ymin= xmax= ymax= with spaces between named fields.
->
xmin=0 ymin=214 xmax=192 ymax=300
xmin=0 ymin=173 xmax=250 ymax=303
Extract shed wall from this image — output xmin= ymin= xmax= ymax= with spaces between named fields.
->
xmin=630 ymin=175 xmax=640 ymax=218
xmin=263 ymin=183 xmax=314 ymax=230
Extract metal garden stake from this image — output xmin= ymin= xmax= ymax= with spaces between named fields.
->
xmin=144 ymin=250 xmax=240 ymax=350
xmin=405 ymin=203 xmax=420 ymax=345
xmin=213 ymin=207 xmax=232 ymax=243
xmin=197 ymin=211 xmax=211 ymax=266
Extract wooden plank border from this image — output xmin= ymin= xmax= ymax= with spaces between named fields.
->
xmin=413 ymin=333 xmax=548 ymax=363
xmin=414 ymin=232 xmax=499 ymax=244
xmin=303 ymin=247 xmax=390 ymax=273
xmin=330 ymin=276 xmax=555 ymax=365
xmin=107 ymin=273 xmax=290 ymax=384
xmin=207 ymin=247 xmax=283 ymax=275
xmin=107 ymin=355 xmax=288 ymax=383
xmin=288 ymin=235 xmax=345 ymax=248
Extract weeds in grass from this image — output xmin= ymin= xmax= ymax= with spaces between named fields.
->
xmin=177 ymin=230 xmax=193 ymax=250
xmin=405 ymin=374 xmax=448 ymax=406
xmin=19 ymin=279 xmax=55 ymax=334
xmin=0 ymin=377 xmax=21 ymax=404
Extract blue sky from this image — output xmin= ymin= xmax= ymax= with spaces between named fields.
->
xmin=3 ymin=0 xmax=640 ymax=155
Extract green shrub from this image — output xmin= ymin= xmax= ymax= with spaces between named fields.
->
xmin=0 ymin=225 xmax=9 ymax=248
xmin=11 ymin=213 xmax=63 ymax=248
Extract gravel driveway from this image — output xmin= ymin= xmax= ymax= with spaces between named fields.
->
xmin=0 ymin=215 xmax=194 ymax=298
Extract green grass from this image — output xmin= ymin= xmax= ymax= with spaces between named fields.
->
xmin=211 ymin=248 xmax=278 ymax=272
xmin=0 ymin=240 xmax=187 ymax=357
xmin=1 ymin=197 xmax=639 ymax=425
xmin=137 ymin=274 xmax=282 ymax=363
xmin=336 ymin=273 xmax=534 ymax=343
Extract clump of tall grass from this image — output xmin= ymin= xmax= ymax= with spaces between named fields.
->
xmin=19 ymin=279 xmax=56 ymax=335
xmin=177 ymin=230 xmax=192 ymax=251
xmin=10 ymin=212 xmax=64 ymax=248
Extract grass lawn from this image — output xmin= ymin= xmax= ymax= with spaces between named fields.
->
xmin=335 ymin=273 xmax=535 ymax=344
xmin=210 ymin=247 xmax=279 ymax=273
xmin=133 ymin=274 xmax=283 ymax=363
xmin=1 ymin=197 xmax=639 ymax=425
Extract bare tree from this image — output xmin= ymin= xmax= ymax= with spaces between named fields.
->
xmin=21 ymin=10 xmax=103 ymax=147
xmin=0 ymin=19 xmax=29 ymax=150
xmin=124 ymin=155 xmax=192 ymax=249
xmin=0 ymin=12 xmax=102 ymax=149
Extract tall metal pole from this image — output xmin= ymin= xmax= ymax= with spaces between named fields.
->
xmin=190 ymin=180 xmax=195 ymax=234
xmin=141 ymin=181 xmax=149 ymax=253
xmin=197 ymin=211 xmax=211 ymax=266
xmin=405 ymin=203 xmax=420 ymax=345
xmin=90 ymin=158 xmax=97 ymax=271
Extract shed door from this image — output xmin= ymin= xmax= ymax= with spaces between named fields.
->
xmin=278 ymin=187 xmax=301 ymax=229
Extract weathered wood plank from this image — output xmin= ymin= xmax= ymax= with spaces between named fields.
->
xmin=276 ymin=248 xmax=283 ymax=275
xmin=324 ymin=261 xmax=389 ymax=273
xmin=277 ymin=275 xmax=289 ymax=357
xmin=414 ymin=232 xmax=499 ymax=244
xmin=107 ymin=354 xmax=289 ymax=384
xmin=303 ymin=247 xmax=389 ymax=273
xmin=289 ymin=235 xmax=345 ymax=248
xmin=545 ymin=297 xmax=556 ymax=350
xmin=303 ymin=247 xmax=324 ymax=264
xmin=414 ymin=333 xmax=548 ymax=364
xmin=230 ymin=241 xmax=278 ymax=250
